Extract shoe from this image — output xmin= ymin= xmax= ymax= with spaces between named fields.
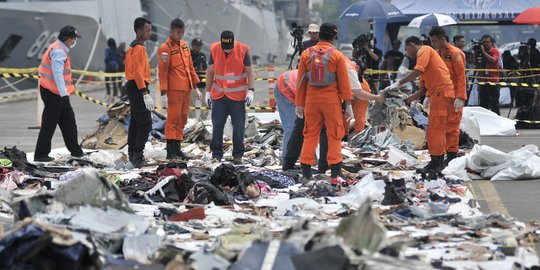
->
xmin=233 ymin=156 xmax=243 ymax=165
xmin=71 ymin=152 xmax=85 ymax=158
xmin=34 ymin=156 xmax=54 ymax=162
xmin=175 ymin=140 xmax=191 ymax=161
xmin=131 ymin=151 xmax=147 ymax=168
xmin=330 ymin=176 xmax=348 ymax=187
xmin=444 ymin=152 xmax=458 ymax=167
xmin=301 ymin=163 xmax=312 ymax=180
xmin=166 ymin=140 xmax=178 ymax=160
xmin=416 ymin=155 xmax=444 ymax=174
xmin=381 ymin=181 xmax=405 ymax=206
xmin=330 ymin=162 xmax=344 ymax=178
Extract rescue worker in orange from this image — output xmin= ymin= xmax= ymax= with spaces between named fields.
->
xmin=158 ymin=19 xmax=201 ymax=160
xmin=205 ymin=31 xmax=255 ymax=165
xmin=428 ymin=27 xmax=467 ymax=165
xmin=125 ymin=17 xmax=154 ymax=168
xmin=295 ymin=23 xmax=353 ymax=183
xmin=34 ymin=25 xmax=84 ymax=162
xmin=386 ymin=36 xmax=455 ymax=174
xmin=346 ymin=58 xmax=383 ymax=134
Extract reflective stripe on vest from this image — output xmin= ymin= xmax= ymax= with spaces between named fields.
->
xmin=210 ymin=41 xmax=250 ymax=101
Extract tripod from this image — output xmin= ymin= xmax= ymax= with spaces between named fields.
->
xmin=466 ymin=51 xmax=484 ymax=106
xmin=288 ymin=34 xmax=304 ymax=70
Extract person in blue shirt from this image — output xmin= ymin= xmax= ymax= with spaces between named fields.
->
xmin=105 ymin=38 xmax=120 ymax=102
xmin=34 ymin=25 xmax=84 ymax=162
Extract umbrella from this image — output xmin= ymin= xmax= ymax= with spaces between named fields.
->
xmin=340 ymin=0 xmax=406 ymax=20
xmin=513 ymin=6 xmax=540 ymax=24
xmin=407 ymin=13 xmax=460 ymax=28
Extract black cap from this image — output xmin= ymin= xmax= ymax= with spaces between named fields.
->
xmin=59 ymin=25 xmax=81 ymax=39
xmin=220 ymin=31 xmax=234 ymax=50
xmin=192 ymin=38 xmax=203 ymax=46
xmin=319 ymin=23 xmax=338 ymax=40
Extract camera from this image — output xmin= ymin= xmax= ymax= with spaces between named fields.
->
xmin=352 ymin=33 xmax=374 ymax=50
xmin=470 ymin=39 xmax=482 ymax=53
xmin=290 ymin=22 xmax=305 ymax=39
xmin=518 ymin=41 xmax=531 ymax=58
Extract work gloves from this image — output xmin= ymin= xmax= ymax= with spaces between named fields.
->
xmin=205 ymin=91 xmax=212 ymax=107
xmin=295 ymin=107 xmax=304 ymax=119
xmin=193 ymin=88 xmax=202 ymax=100
xmin=245 ymin=90 xmax=254 ymax=106
xmin=344 ymin=104 xmax=353 ymax=121
xmin=454 ymin=98 xmax=464 ymax=112
xmin=143 ymin=94 xmax=155 ymax=111
xmin=423 ymin=96 xmax=430 ymax=111
xmin=386 ymin=81 xmax=401 ymax=91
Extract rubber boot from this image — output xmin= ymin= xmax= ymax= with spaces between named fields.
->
xmin=131 ymin=152 xmax=147 ymax=168
xmin=301 ymin=163 xmax=312 ymax=180
xmin=175 ymin=140 xmax=191 ymax=161
xmin=166 ymin=140 xmax=178 ymax=160
xmin=444 ymin=152 xmax=458 ymax=167
xmin=416 ymin=155 xmax=444 ymax=174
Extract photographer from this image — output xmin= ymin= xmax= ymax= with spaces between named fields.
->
xmin=474 ymin=34 xmax=501 ymax=115
xmin=302 ymin=24 xmax=319 ymax=49
xmin=352 ymin=34 xmax=382 ymax=93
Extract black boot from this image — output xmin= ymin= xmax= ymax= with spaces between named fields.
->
xmin=444 ymin=152 xmax=458 ymax=166
xmin=381 ymin=181 xmax=405 ymax=205
xmin=330 ymin=162 xmax=343 ymax=178
xmin=166 ymin=140 xmax=178 ymax=160
xmin=131 ymin=151 xmax=147 ymax=168
xmin=416 ymin=155 xmax=444 ymax=174
xmin=301 ymin=164 xmax=312 ymax=180
xmin=175 ymin=140 xmax=191 ymax=161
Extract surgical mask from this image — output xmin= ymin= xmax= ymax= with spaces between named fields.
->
xmin=70 ymin=39 xmax=77 ymax=49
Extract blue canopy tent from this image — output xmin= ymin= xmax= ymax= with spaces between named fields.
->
xmin=370 ymin=0 xmax=540 ymax=50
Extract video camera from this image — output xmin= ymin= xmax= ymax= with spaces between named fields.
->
xmin=290 ymin=22 xmax=305 ymax=40
xmin=352 ymin=33 xmax=374 ymax=50
xmin=470 ymin=39 xmax=482 ymax=53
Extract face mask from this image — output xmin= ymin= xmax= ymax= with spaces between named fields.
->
xmin=70 ymin=39 xmax=77 ymax=49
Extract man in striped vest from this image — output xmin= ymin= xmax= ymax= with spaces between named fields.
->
xmin=34 ymin=25 xmax=84 ymax=162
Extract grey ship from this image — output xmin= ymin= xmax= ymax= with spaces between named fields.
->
xmin=0 ymin=0 xmax=289 ymax=93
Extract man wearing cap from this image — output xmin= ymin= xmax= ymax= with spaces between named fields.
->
xmin=35 ymin=25 xmax=84 ymax=162
xmin=296 ymin=23 xmax=353 ymax=183
xmin=303 ymin=24 xmax=319 ymax=49
xmin=158 ymin=19 xmax=201 ymax=160
xmin=125 ymin=17 xmax=154 ymax=168
xmin=205 ymin=31 xmax=255 ymax=164
xmin=191 ymin=37 xmax=209 ymax=119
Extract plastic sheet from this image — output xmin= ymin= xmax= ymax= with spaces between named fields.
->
xmin=461 ymin=107 xmax=516 ymax=136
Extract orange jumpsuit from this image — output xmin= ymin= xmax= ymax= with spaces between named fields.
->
xmin=352 ymin=79 xmax=371 ymax=133
xmin=296 ymin=41 xmax=352 ymax=165
xmin=438 ymin=44 xmax=466 ymax=153
xmin=415 ymin=46 xmax=455 ymax=156
xmin=158 ymin=37 xmax=200 ymax=141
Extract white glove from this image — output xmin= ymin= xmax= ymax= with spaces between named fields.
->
xmin=454 ymin=98 xmax=464 ymax=112
xmin=398 ymin=66 xmax=409 ymax=75
xmin=295 ymin=107 xmax=304 ymax=119
xmin=423 ymin=96 xmax=430 ymax=110
xmin=245 ymin=90 xmax=254 ymax=106
xmin=344 ymin=105 xmax=353 ymax=121
xmin=143 ymin=94 xmax=154 ymax=111
xmin=388 ymin=81 xmax=401 ymax=90
xmin=205 ymin=91 xmax=212 ymax=107
xmin=193 ymin=88 xmax=202 ymax=100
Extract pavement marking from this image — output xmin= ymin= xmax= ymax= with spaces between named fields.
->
xmin=474 ymin=180 xmax=510 ymax=216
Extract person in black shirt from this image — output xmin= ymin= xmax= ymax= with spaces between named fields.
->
xmin=190 ymin=37 xmax=208 ymax=119
xmin=353 ymin=37 xmax=382 ymax=93
xmin=527 ymin=38 xmax=540 ymax=70
xmin=302 ymin=23 xmax=319 ymax=49
xmin=384 ymin=39 xmax=404 ymax=72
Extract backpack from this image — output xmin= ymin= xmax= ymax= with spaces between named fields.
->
xmin=307 ymin=47 xmax=337 ymax=86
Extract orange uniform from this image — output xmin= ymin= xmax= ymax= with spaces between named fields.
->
xmin=296 ymin=41 xmax=352 ymax=165
xmin=158 ymin=37 xmax=200 ymax=140
xmin=351 ymin=79 xmax=371 ymax=133
xmin=415 ymin=45 xmax=454 ymax=156
xmin=125 ymin=41 xmax=151 ymax=90
xmin=438 ymin=44 xmax=466 ymax=153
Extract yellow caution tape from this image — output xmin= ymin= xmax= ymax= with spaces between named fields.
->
xmin=472 ymin=81 xmax=540 ymax=88
xmin=73 ymin=91 xmax=111 ymax=107
xmin=0 ymin=91 xmax=34 ymax=101
xmin=0 ymin=73 xmax=39 ymax=79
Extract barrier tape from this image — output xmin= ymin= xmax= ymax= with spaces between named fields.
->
xmin=0 ymin=73 xmax=39 ymax=79
xmin=0 ymin=91 xmax=34 ymax=101
xmin=472 ymin=81 xmax=540 ymax=88
xmin=73 ymin=91 xmax=111 ymax=107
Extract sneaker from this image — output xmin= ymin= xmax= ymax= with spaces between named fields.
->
xmin=330 ymin=176 xmax=348 ymax=187
xmin=34 ymin=156 xmax=54 ymax=162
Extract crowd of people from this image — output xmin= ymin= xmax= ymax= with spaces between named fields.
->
xmin=33 ymin=18 xmax=540 ymax=182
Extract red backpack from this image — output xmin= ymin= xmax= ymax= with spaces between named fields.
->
xmin=307 ymin=47 xmax=337 ymax=86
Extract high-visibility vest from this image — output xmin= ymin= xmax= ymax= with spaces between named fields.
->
xmin=210 ymin=41 xmax=249 ymax=101
xmin=276 ymin=69 xmax=298 ymax=103
xmin=38 ymin=40 xmax=75 ymax=95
